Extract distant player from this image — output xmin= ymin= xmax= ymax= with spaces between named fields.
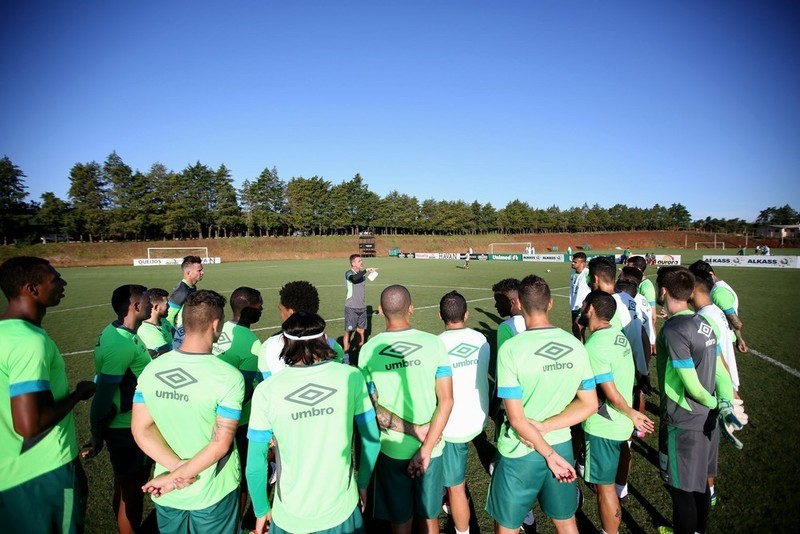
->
xmin=0 ymin=257 xmax=95 ymax=533
xmin=464 ymin=247 xmax=473 ymax=269
xmin=627 ymin=256 xmax=657 ymax=350
xmin=83 ymin=284 xmax=154 ymax=534
xmin=438 ymin=291 xmax=490 ymax=534
xmin=655 ymin=267 xmax=719 ymax=534
xmin=343 ymin=253 xmax=377 ymax=355
xmin=486 ymin=275 xmax=597 ymax=534
xmin=137 ymin=287 xmax=173 ymax=358
xmin=212 ymin=286 xmax=264 ymax=531
xmin=167 ymin=255 xmax=204 ymax=349
xmin=580 ymin=290 xmax=654 ymax=534
xmin=132 ymin=290 xmax=244 ymax=534
xmin=260 ymin=280 xmax=345 ymax=379
xmin=569 ymin=252 xmax=591 ymax=339
xmin=358 ymin=284 xmax=454 ymax=534
xmin=246 ymin=311 xmax=380 ymax=533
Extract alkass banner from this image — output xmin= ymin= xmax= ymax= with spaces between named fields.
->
xmin=703 ymin=255 xmax=800 ymax=269
xmin=523 ymin=254 xmax=565 ymax=262
xmin=133 ymin=257 xmax=222 ymax=267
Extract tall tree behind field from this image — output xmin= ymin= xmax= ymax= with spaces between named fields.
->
xmin=285 ymin=176 xmax=332 ymax=235
xmin=211 ymin=164 xmax=242 ymax=237
xmin=170 ymin=162 xmax=215 ymax=238
xmin=330 ymin=173 xmax=379 ymax=235
xmin=143 ymin=163 xmax=171 ymax=238
xmin=68 ymin=161 xmax=108 ymax=242
xmin=373 ymin=191 xmax=419 ymax=235
xmin=105 ymin=151 xmax=151 ymax=240
xmin=240 ymin=166 xmax=286 ymax=237
xmin=34 ymin=192 xmax=71 ymax=242
xmin=756 ymin=205 xmax=798 ymax=226
xmin=0 ymin=156 xmax=33 ymax=245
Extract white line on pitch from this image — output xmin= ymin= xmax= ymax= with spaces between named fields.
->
xmin=748 ymin=349 xmax=800 ymax=380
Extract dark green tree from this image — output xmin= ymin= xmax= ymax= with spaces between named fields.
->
xmin=0 ymin=156 xmax=33 ymax=244
xmin=68 ymin=161 xmax=109 ymax=242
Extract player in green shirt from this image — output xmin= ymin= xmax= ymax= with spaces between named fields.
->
xmin=132 ymin=290 xmax=244 ymax=534
xmin=0 ymin=256 xmax=95 ymax=533
xmin=487 ymin=275 xmax=597 ymax=534
xmin=580 ymin=290 xmax=655 ymax=534
xmin=359 ymin=284 xmax=454 ymax=533
xmin=212 ymin=286 xmax=263 ymax=531
xmin=247 ymin=311 xmax=380 ymax=533
xmin=137 ymin=287 xmax=173 ymax=357
xmin=83 ymin=284 xmax=154 ymax=534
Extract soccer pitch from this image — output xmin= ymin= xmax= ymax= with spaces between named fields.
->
xmin=11 ymin=251 xmax=800 ymax=533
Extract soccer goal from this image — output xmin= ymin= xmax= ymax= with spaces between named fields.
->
xmin=133 ymin=247 xmax=221 ymax=267
xmin=694 ymin=241 xmax=725 ymax=250
xmin=488 ymin=242 xmax=532 ymax=254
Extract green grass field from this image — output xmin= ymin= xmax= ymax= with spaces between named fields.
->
xmin=6 ymin=249 xmax=800 ymax=533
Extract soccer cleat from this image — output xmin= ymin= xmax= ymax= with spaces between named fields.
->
xmin=711 ymin=493 xmax=718 ymax=507
xmin=657 ymin=527 xmax=674 ymax=534
xmin=520 ymin=509 xmax=536 ymax=533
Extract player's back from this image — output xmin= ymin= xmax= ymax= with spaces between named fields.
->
xmin=439 ymin=327 xmax=490 ymax=442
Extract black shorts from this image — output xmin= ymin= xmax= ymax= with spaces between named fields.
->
xmin=104 ymin=427 xmax=152 ymax=476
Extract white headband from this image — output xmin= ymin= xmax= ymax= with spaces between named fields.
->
xmin=282 ymin=331 xmax=325 ymax=341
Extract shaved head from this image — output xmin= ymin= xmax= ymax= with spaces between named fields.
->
xmin=380 ymin=284 xmax=412 ymax=318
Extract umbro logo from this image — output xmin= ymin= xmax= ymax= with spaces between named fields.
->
xmin=379 ymin=342 xmax=423 ymax=359
xmin=697 ymin=323 xmax=714 ymax=339
xmin=615 ymin=335 xmax=627 ymax=347
xmin=534 ymin=342 xmax=573 ymax=361
xmin=216 ymin=332 xmax=232 ymax=345
xmin=449 ymin=343 xmax=478 ymax=359
xmin=155 ymin=368 xmax=198 ymax=389
xmin=628 ymin=301 xmax=637 ymax=311
xmin=285 ymin=383 xmax=337 ymax=407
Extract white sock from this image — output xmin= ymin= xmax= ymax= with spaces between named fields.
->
xmin=616 ymin=483 xmax=628 ymax=499
xmin=455 ymin=528 xmax=469 ymax=534
xmin=710 ymin=485 xmax=715 ymax=497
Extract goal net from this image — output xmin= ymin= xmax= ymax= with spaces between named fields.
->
xmin=488 ymin=242 xmax=532 ymax=254
xmin=133 ymin=247 xmax=221 ymax=266
xmin=694 ymin=241 xmax=726 ymax=250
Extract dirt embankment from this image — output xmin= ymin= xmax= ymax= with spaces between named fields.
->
xmin=0 ymin=231 xmax=742 ymax=267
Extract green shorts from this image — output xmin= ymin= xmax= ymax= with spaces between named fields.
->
xmin=442 ymin=441 xmax=468 ymax=487
xmin=584 ymin=433 xmax=625 ymax=485
xmin=0 ymin=457 xmax=87 ymax=534
xmin=271 ymin=504 xmax=365 ymax=534
xmin=155 ymin=488 xmax=238 ymax=534
xmin=104 ymin=427 xmax=152 ymax=476
xmin=486 ymin=441 xmax=578 ymax=527
xmin=659 ymin=423 xmax=719 ymax=493
xmin=373 ymin=452 xmax=443 ymax=523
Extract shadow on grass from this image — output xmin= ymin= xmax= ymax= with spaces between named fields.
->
xmin=632 ymin=438 xmax=660 ymax=469
xmin=627 ymin=483 xmax=671 ymax=532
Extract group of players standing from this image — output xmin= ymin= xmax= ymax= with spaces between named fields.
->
xmin=0 ymin=251 xmax=748 ymax=534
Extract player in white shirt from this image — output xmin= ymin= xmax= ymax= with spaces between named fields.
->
xmin=438 ymin=291 xmax=490 ymax=534
xmin=569 ymin=252 xmax=592 ymax=339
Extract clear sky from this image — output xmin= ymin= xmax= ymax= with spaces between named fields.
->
xmin=2 ymin=1 xmax=798 ymax=222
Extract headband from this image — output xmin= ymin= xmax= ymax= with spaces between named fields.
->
xmin=282 ymin=331 xmax=325 ymax=341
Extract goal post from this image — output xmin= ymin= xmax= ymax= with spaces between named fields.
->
xmin=147 ymin=247 xmax=209 ymax=259
xmin=133 ymin=247 xmax=222 ymax=266
xmin=488 ymin=242 xmax=532 ymax=254
xmin=694 ymin=242 xmax=726 ymax=250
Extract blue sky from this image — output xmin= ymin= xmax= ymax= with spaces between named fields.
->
xmin=2 ymin=1 xmax=798 ymax=222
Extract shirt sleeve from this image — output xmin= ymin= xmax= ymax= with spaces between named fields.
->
xmin=7 ymin=335 xmax=52 ymax=397
xmin=496 ymin=341 xmax=522 ymax=399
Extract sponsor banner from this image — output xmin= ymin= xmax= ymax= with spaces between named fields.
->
xmin=488 ymin=254 xmax=522 ymax=262
xmin=652 ymin=254 xmax=682 ymax=266
xmin=133 ymin=257 xmax=222 ymax=267
xmin=703 ymin=255 xmax=800 ymax=269
xmin=438 ymin=252 xmax=461 ymax=260
xmin=523 ymin=254 xmax=565 ymax=262
xmin=413 ymin=252 xmax=436 ymax=260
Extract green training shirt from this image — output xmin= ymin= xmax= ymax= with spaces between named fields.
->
xmin=358 ymin=328 xmax=452 ymax=460
xmin=0 ymin=319 xmax=78 ymax=491
xmin=248 ymin=361 xmax=374 ymax=532
xmin=134 ymin=349 xmax=244 ymax=510
xmin=213 ymin=321 xmax=262 ymax=426
xmin=94 ymin=321 xmax=152 ymax=429
xmin=137 ymin=319 xmax=173 ymax=355
xmin=582 ymin=327 xmax=635 ymax=441
xmin=638 ymin=278 xmax=656 ymax=306
xmin=496 ymin=327 xmax=595 ymax=457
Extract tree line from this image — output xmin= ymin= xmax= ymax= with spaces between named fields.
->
xmin=1 ymin=153 xmax=794 ymax=244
